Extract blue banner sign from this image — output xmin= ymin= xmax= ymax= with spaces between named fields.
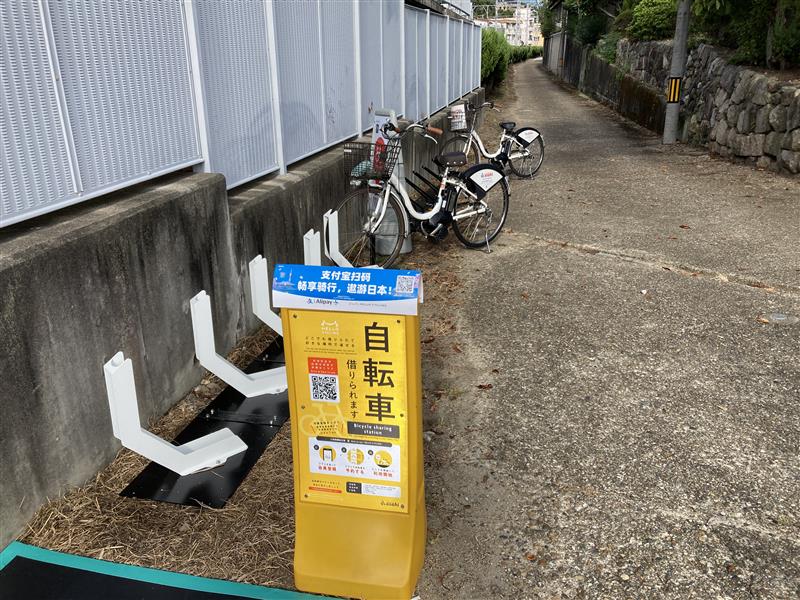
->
xmin=272 ymin=265 xmax=423 ymax=316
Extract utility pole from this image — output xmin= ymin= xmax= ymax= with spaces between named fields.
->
xmin=662 ymin=0 xmax=692 ymax=144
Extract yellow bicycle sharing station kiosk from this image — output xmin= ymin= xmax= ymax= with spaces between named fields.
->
xmin=273 ymin=264 xmax=426 ymax=599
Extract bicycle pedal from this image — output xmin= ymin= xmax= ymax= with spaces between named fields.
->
xmin=425 ymin=224 xmax=448 ymax=241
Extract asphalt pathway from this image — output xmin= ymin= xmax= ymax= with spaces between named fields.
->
xmin=416 ymin=59 xmax=800 ymax=599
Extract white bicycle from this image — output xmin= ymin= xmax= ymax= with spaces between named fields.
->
xmin=441 ymin=101 xmax=545 ymax=178
xmin=334 ymin=120 xmax=510 ymax=267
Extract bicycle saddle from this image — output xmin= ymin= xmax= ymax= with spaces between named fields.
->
xmin=438 ymin=151 xmax=467 ymax=167
xmin=499 ymin=121 xmax=516 ymax=131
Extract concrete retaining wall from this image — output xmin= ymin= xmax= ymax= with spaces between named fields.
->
xmin=0 ymin=89 xmax=484 ymax=548
xmin=543 ymin=36 xmax=666 ymax=135
xmin=0 ymin=173 xmax=238 ymax=547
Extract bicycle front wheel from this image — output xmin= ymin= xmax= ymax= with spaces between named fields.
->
xmin=508 ymin=131 xmax=544 ymax=177
xmin=451 ymin=178 xmax=510 ymax=248
xmin=334 ymin=186 xmax=407 ymax=268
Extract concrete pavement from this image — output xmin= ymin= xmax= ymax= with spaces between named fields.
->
xmin=415 ymin=59 xmax=800 ymax=599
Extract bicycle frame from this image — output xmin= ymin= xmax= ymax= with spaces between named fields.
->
xmin=453 ymin=104 xmax=534 ymax=164
xmin=462 ymin=129 xmax=514 ymax=160
xmin=375 ymin=129 xmax=488 ymax=231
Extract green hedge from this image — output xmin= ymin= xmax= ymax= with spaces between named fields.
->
xmin=510 ymin=44 xmax=543 ymax=64
xmin=481 ymin=28 xmax=510 ymax=87
xmin=481 ymin=28 xmax=541 ymax=87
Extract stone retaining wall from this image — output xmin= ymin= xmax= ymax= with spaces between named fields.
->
xmin=616 ymin=39 xmax=800 ymax=173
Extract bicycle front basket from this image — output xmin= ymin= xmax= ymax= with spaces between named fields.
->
xmin=448 ymin=103 xmax=474 ymax=132
xmin=343 ymin=140 xmax=401 ymax=182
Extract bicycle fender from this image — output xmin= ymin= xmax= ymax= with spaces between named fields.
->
xmin=388 ymin=183 xmax=412 ymax=237
xmin=513 ymin=127 xmax=542 ymax=148
xmin=461 ymin=164 xmax=505 ymax=200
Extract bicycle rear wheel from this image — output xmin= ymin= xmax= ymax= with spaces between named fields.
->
xmin=508 ymin=132 xmax=544 ymax=177
xmin=439 ymin=134 xmax=480 ymax=168
xmin=334 ymin=186 xmax=406 ymax=268
xmin=451 ymin=178 xmax=509 ymax=248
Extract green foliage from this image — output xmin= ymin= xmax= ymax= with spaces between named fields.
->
xmin=773 ymin=0 xmax=800 ymax=65
xmin=595 ymin=30 xmax=622 ymax=62
xmin=539 ymin=5 xmax=557 ymax=37
xmin=510 ymin=45 xmax=544 ymax=63
xmin=573 ymin=12 xmax=609 ymax=44
xmin=692 ymin=0 xmax=800 ymax=67
xmin=473 ymin=0 xmax=514 ymax=18
xmin=613 ymin=0 xmax=641 ymax=30
xmin=481 ymin=28 xmax=510 ymax=87
xmin=555 ymin=0 xmax=799 ymax=68
xmin=628 ymin=0 xmax=677 ymax=40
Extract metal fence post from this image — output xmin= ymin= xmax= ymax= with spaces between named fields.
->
xmin=476 ymin=25 xmax=480 ymax=89
xmin=425 ymin=10 xmax=431 ymax=118
xmin=263 ymin=0 xmax=286 ymax=174
xmin=37 ymin=0 xmax=83 ymax=194
xmin=400 ymin=0 xmax=406 ymax=118
xmin=459 ymin=20 xmax=464 ymax=97
xmin=379 ymin=0 xmax=385 ymax=107
xmin=353 ymin=0 xmax=363 ymax=134
xmin=445 ymin=14 xmax=450 ymax=104
xmin=181 ymin=0 xmax=210 ymax=174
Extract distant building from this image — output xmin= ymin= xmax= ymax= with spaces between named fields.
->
xmin=516 ymin=5 xmax=542 ymax=45
xmin=477 ymin=2 xmax=541 ymax=46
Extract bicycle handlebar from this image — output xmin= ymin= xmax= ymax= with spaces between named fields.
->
xmin=476 ymin=101 xmax=500 ymax=111
xmin=382 ymin=121 xmax=441 ymax=140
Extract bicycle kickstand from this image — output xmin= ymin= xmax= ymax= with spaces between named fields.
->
xmin=484 ymin=231 xmax=492 ymax=254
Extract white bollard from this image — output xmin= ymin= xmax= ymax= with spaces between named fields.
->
xmin=103 ymin=352 xmax=247 ymax=476
xmin=248 ymin=255 xmax=283 ymax=336
xmin=190 ymin=291 xmax=287 ymax=396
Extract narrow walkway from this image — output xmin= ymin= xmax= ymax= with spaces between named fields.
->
xmin=416 ymin=59 xmax=800 ymax=599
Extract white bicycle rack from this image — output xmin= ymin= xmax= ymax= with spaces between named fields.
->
xmin=322 ymin=209 xmax=353 ymax=268
xmin=103 ymin=352 xmax=247 ymax=476
xmin=322 ymin=209 xmax=385 ymax=269
xmin=248 ymin=255 xmax=283 ymax=336
xmin=190 ymin=291 xmax=288 ymax=397
xmin=303 ymin=229 xmax=322 ymax=266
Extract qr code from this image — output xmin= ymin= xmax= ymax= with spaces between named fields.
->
xmin=395 ymin=275 xmax=416 ymax=294
xmin=310 ymin=374 xmax=339 ymax=403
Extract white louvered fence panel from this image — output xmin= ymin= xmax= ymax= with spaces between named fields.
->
xmin=0 ymin=1 xmax=76 ymax=226
xmin=273 ymin=1 xmax=325 ymax=164
xmin=417 ymin=10 xmax=430 ymax=118
xmin=193 ymin=0 xmax=279 ymax=188
xmin=47 ymin=0 xmax=201 ymax=194
xmin=381 ymin=0 xmax=403 ymax=116
xmin=448 ymin=18 xmax=460 ymax=102
xmin=2 ymin=0 xmax=483 ymax=226
xmin=403 ymin=7 xmax=419 ymax=122
xmin=461 ymin=23 xmax=474 ymax=94
xmin=321 ymin=0 xmax=358 ymax=144
xmin=472 ymin=24 xmax=478 ymax=92
xmin=358 ymin=0 xmax=382 ymax=130
xmin=431 ymin=13 xmax=448 ymax=111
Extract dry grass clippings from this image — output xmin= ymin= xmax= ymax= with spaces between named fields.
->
xmin=21 ymin=327 xmax=296 ymax=588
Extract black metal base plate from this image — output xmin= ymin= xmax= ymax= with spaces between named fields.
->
xmin=120 ymin=339 xmax=288 ymax=508
xmin=0 ymin=556 xmax=253 ymax=600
